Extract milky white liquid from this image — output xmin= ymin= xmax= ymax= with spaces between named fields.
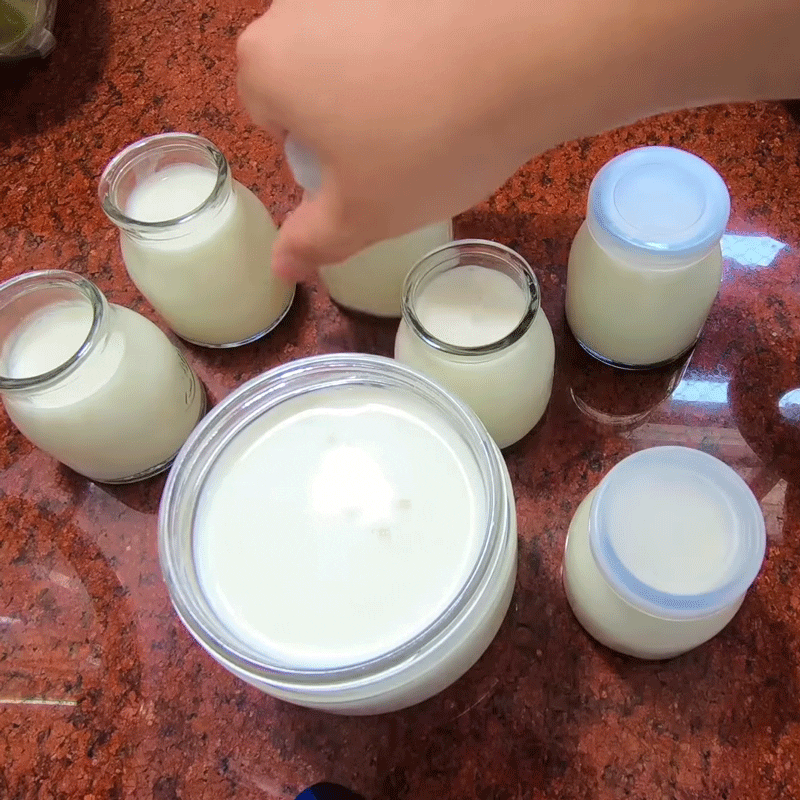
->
xmin=563 ymin=488 xmax=745 ymax=660
xmin=121 ymin=164 xmax=294 ymax=346
xmin=395 ymin=265 xmax=555 ymax=448
xmin=195 ymin=385 xmax=489 ymax=670
xmin=2 ymin=301 xmax=203 ymax=482
xmin=320 ymin=222 xmax=453 ymax=317
xmin=566 ymin=222 xmax=723 ymax=367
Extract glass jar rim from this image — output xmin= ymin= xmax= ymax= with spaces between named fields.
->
xmin=158 ymin=353 xmax=512 ymax=691
xmin=401 ymin=239 xmax=541 ymax=357
xmin=98 ymin=132 xmax=230 ymax=232
xmin=0 ymin=270 xmax=105 ymax=392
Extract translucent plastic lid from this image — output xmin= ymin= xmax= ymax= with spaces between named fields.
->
xmin=587 ymin=147 xmax=731 ymax=268
xmin=284 ymin=135 xmax=322 ymax=193
xmin=589 ymin=446 xmax=765 ymax=620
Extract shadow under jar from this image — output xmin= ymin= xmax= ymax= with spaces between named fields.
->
xmin=394 ymin=239 xmax=555 ymax=449
xmin=159 ymin=354 xmax=517 ymax=715
xmin=0 ymin=271 xmax=205 ymax=483
xmin=566 ymin=146 xmax=730 ymax=370
xmin=99 ymin=133 xmax=295 ymax=348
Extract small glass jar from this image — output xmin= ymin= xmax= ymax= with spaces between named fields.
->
xmin=566 ymin=147 xmax=731 ymax=369
xmin=394 ymin=239 xmax=555 ymax=449
xmin=320 ymin=221 xmax=454 ymax=317
xmin=99 ymin=133 xmax=296 ymax=348
xmin=563 ymin=446 xmax=766 ymax=660
xmin=159 ymin=354 xmax=517 ymax=715
xmin=0 ymin=271 xmax=205 ymax=483
xmin=282 ymin=134 xmax=453 ymax=317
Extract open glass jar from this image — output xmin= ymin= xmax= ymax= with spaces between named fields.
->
xmin=0 ymin=271 xmax=205 ymax=483
xmin=394 ymin=240 xmax=554 ymax=448
xmin=159 ymin=354 xmax=517 ymax=715
xmin=99 ymin=133 xmax=295 ymax=348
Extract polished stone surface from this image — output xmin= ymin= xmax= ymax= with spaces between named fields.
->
xmin=1 ymin=1 xmax=799 ymax=798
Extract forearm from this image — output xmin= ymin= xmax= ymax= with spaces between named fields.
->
xmin=506 ymin=0 xmax=800 ymax=157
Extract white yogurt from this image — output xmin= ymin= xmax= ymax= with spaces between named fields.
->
xmin=320 ymin=222 xmax=453 ymax=317
xmin=160 ymin=355 xmax=517 ymax=714
xmin=565 ymin=147 xmax=730 ymax=368
xmin=562 ymin=447 xmax=766 ymax=659
xmin=102 ymin=135 xmax=295 ymax=348
xmin=195 ymin=386 xmax=485 ymax=668
xmin=415 ymin=264 xmax=527 ymax=345
xmin=395 ymin=242 xmax=554 ymax=448
xmin=2 ymin=297 xmax=204 ymax=483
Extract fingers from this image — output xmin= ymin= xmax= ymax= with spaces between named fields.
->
xmin=236 ymin=14 xmax=286 ymax=134
xmin=272 ymin=192 xmax=367 ymax=281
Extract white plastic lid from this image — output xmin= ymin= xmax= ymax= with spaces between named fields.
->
xmin=587 ymin=147 xmax=731 ymax=268
xmin=589 ymin=446 xmax=765 ymax=620
xmin=284 ymin=135 xmax=322 ymax=193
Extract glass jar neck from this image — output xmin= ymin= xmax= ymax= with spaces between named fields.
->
xmin=585 ymin=214 xmax=720 ymax=271
xmin=0 ymin=270 xmax=108 ymax=394
xmin=401 ymin=239 xmax=541 ymax=358
xmin=98 ymin=132 xmax=233 ymax=242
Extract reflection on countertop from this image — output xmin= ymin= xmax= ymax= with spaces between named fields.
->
xmin=1 ymin=1 xmax=800 ymax=796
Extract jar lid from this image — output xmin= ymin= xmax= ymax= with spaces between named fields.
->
xmin=589 ymin=446 xmax=765 ymax=620
xmin=285 ymin=135 xmax=322 ymax=193
xmin=587 ymin=146 xmax=731 ymax=268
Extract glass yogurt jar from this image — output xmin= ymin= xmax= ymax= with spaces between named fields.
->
xmin=394 ymin=240 xmax=554 ymax=449
xmin=0 ymin=270 xmax=205 ymax=483
xmin=159 ymin=354 xmax=517 ymax=715
xmin=284 ymin=135 xmax=453 ymax=317
xmin=563 ymin=446 xmax=766 ymax=659
xmin=100 ymin=133 xmax=295 ymax=348
xmin=565 ymin=147 xmax=730 ymax=369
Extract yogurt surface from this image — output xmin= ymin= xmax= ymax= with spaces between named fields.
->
xmin=194 ymin=385 xmax=486 ymax=669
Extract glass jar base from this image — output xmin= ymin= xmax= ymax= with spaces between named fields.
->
xmin=573 ymin=335 xmax=697 ymax=372
xmin=178 ymin=288 xmax=296 ymax=349
xmin=94 ymin=385 xmax=208 ymax=484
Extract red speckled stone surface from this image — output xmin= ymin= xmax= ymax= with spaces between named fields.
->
xmin=1 ymin=1 xmax=800 ymax=798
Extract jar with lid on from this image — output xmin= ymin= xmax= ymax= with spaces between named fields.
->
xmin=99 ymin=133 xmax=295 ymax=348
xmin=159 ymin=354 xmax=517 ymax=715
xmin=0 ymin=271 xmax=205 ymax=483
xmin=562 ymin=446 xmax=766 ymax=659
xmin=394 ymin=239 xmax=554 ymax=449
xmin=566 ymin=146 xmax=731 ymax=369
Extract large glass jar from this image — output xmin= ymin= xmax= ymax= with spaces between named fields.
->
xmin=159 ymin=354 xmax=517 ymax=715
xmin=394 ymin=240 xmax=554 ymax=449
xmin=563 ymin=447 xmax=765 ymax=659
xmin=99 ymin=133 xmax=295 ymax=348
xmin=0 ymin=271 xmax=205 ymax=483
xmin=566 ymin=147 xmax=730 ymax=369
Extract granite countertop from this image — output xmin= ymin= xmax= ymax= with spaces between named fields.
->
xmin=1 ymin=1 xmax=799 ymax=798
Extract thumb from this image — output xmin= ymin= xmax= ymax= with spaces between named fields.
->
xmin=271 ymin=193 xmax=363 ymax=282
